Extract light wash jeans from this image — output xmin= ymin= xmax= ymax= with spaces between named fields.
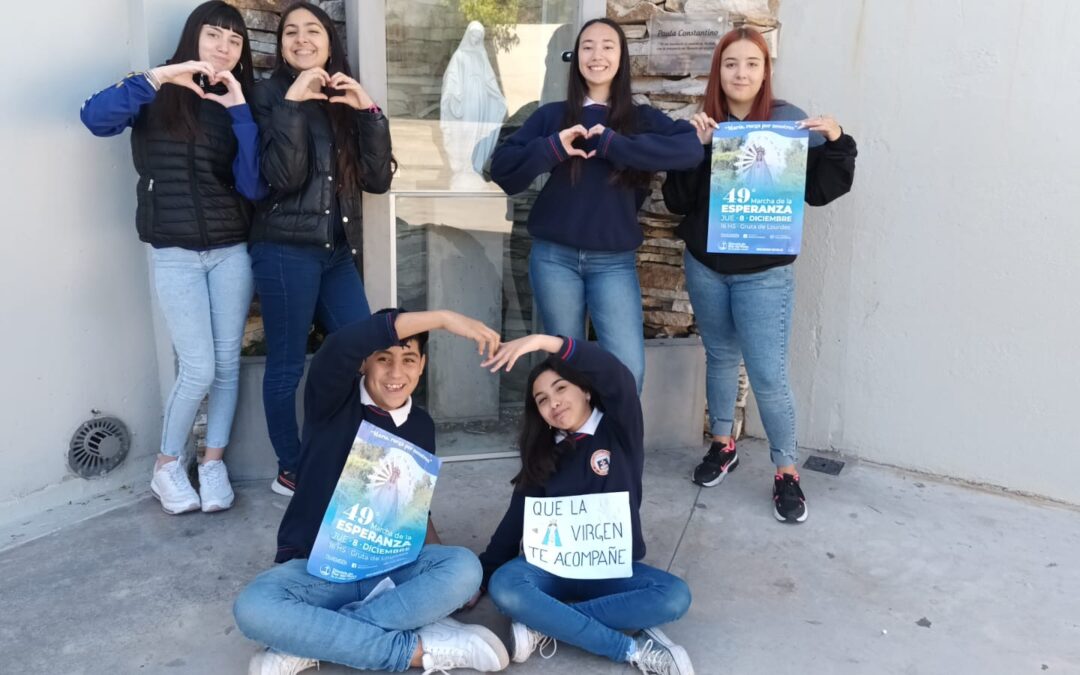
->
xmin=529 ymin=239 xmax=645 ymax=393
xmin=488 ymin=556 xmax=691 ymax=662
xmin=683 ymin=250 xmax=798 ymax=467
xmin=233 ymin=545 xmax=482 ymax=672
xmin=151 ymin=243 xmax=253 ymax=456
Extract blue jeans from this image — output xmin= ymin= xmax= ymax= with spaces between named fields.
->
xmin=683 ymin=250 xmax=797 ymax=467
xmin=250 ymin=242 xmax=371 ymax=472
xmin=151 ymin=243 xmax=253 ymax=456
xmin=488 ymin=557 xmax=691 ymax=663
xmin=529 ymin=239 xmax=645 ymax=393
xmin=233 ymin=545 xmax=481 ymax=671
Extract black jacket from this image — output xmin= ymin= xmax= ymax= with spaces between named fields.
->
xmin=131 ymin=100 xmax=252 ymax=249
xmin=249 ymin=69 xmax=393 ymax=250
xmin=663 ymin=104 xmax=857 ymax=275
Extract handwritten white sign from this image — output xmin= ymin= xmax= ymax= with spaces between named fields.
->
xmin=523 ymin=492 xmax=632 ymax=579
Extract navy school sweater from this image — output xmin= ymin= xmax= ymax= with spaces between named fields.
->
xmin=490 ymin=102 xmax=703 ymax=252
xmin=275 ymin=311 xmax=437 ymax=563
xmin=478 ymin=337 xmax=645 ymax=584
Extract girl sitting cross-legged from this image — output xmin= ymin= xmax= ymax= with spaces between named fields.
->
xmin=474 ymin=335 xmax=696 ymax=675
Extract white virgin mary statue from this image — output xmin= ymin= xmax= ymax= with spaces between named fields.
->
xmin=440 ymin=21 xmax=508 ymax=190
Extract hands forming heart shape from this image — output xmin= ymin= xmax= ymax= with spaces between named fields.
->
xmin=284 ymin=68 xmax=376 ymax=110
xmin=150 ymin=60 xmax=245 ymax=108
xmin=558 ymin=123 xmax=608 ymax=159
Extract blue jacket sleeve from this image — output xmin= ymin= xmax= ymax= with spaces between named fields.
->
xmin=557 ymin=336 xmax=644 ymax=462
xmin=227 ymin=104 xmax=270 ymax=201
xmin=303 ymin=312 xmax=400 ymax=422
xmin=597 ymin=106 xmax=703 ymax=172
xmin=490 ymin=107 xmax=567 ymax=195
xmin=80 ymin=73 xmax=156 ymax=137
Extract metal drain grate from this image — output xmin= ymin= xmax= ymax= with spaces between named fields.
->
xmin=69 ymin=417 xmax=130 ymax=478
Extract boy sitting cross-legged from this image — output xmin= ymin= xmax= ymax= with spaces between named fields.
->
xmin=234 ymin=309 xmax=510 ymax=674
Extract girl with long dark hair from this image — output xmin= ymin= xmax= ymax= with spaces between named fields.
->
xmin=248 ymin=3 xmax=393 ymax=497
xmin=475 ymin=335 xmax=695 ymax=675
xmin=662 ymin=28 xmax=857 ymax=522
xmin=80 ymin=0 xmax=262 ymax=515
xmin=489 ymin=18 xmax=702 ymax=394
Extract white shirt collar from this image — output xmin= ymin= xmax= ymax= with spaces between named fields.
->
xmin=359 ymin=377 xmax=412 ymax=427
xmin=583 ymin=96 xmax=608 ymax=107
xmin=554 ymin=407 xmax=604 ymax=443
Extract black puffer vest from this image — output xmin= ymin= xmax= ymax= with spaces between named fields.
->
xmin=248 ymin=70 xmax=392 ymax=251
xmin=130 ymin=101 xmax=252 ymax=249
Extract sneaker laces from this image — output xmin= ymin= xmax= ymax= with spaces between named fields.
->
xmin=199 ymin=461 xmax=228 ymax=489
xmin=700 ymin=445 xmax=723 ymax=466
xmin=162 ymin=460 xmax=192 ymax=491
xmin=631 ymin=639 xmax=675 ymax=675
xmin=775 ymin=474 xmax=804 ymax=507
xmin=529 ymin=629 xmax=557 ymax=659
xmin=421 ymin=645 xmax=473 ymax=675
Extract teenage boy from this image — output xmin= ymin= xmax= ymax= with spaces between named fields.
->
xmin=235 ymin=309 xmax=509 ymax=674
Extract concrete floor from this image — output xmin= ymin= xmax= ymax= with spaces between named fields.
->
xmin=1 ymin=438 xmax=1078 ymax=674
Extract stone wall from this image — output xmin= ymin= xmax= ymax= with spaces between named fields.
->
xmin=228 ymin=0 xmax=345 ymax=75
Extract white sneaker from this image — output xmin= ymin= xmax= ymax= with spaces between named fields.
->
xmin=150 ymin=459 xmax=200 ymax=515
xmin=418 ymin=617 xmax=509 ymax=673
xmin=629 ymin=628 xmax=695 ymax=675
xmin=197 ymin=459 xmax=235 ymax=512
xmin=247 ymin=648 xmax=317 ymax=675
xmin=510 ymin=621 xmax=557 ymax=663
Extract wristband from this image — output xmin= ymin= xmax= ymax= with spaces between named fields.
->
xmin=142 ymin=69 xmax=161 ymax=91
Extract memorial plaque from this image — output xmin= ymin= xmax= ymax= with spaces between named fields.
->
xmin=646 ymin=14 xmax=729 ymax=76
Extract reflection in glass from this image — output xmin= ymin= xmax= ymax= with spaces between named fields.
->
xmin=440 ymin=21 xmax=508 ymax=190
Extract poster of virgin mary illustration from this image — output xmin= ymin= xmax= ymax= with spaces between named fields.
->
xmin=439 ymin=21 xmax=508 ymax=190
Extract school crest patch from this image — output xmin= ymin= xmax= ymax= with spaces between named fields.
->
xmin=590 ymin=449 xmax=611 ymax=476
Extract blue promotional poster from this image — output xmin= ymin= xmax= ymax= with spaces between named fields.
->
xmin=706 ymin=121 xmax=809 ymax=255
xmin=307 ymin=421 xmax=441 ymax=583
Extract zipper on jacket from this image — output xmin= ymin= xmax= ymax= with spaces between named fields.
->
xmin=188 ymin=141 xmax=209 ymax=248
xmin=148 ymin=178 xmax=154 ymax=192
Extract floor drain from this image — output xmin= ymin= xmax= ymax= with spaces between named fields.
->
xmin=803 ymin=455 xmax=845 ymax=475
xmin=69 ymin=417 xmax=130 ymax=478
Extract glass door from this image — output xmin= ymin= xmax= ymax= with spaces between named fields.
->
xmin=358 ymin=0 xmax=590 ymax=458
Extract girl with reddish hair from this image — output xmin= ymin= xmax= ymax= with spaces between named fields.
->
xmin=662 ymin=27 xmax=858 ymax=523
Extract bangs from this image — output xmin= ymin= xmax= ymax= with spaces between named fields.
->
xmin=203 ymin=5 xmax=246 ymax=39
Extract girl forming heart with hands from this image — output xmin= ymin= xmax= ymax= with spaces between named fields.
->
xmin=80 ymin=1 xmax=265 ymax=517
xmin=489 ymin=18 xmax=703 ymax=395
xmin=150 ymin=60 xmax=247 ymax=108
xmin=556 ymin=123 xmax=610 ymax=159
xmin=284 ymin=69 xmax=376 ymax=110
xmin=247 ymin=2 xmax=394 ymax=497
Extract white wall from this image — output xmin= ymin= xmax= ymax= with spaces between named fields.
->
xmin=746 ymin=0 xmax=1080 ymax=503
xmin=0 ymin=0 xmax=200 ymax=523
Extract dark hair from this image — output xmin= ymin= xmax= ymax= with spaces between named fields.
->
xmin=562 ymin=18 xmax=649 ymax=188
xmin=512 ymin=357 xmax=598 ymax=489
xmin=702 ymin=27 xmax=775 ymax=122
xmin=151 ymin=1 xmax=254 ymax=140
xmin=373 ymin=308 xmax=428 ymax=354
xmin=274 ymin=2 xmax=369 ymax=196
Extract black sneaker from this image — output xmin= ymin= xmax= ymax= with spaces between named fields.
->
xmin=272 ymin=469 xmax=297 ymax=497
xmin=773 ymin=473 xmax=807 ymax=523
xmin=692 ymin=439 xmax=739 ymax=487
